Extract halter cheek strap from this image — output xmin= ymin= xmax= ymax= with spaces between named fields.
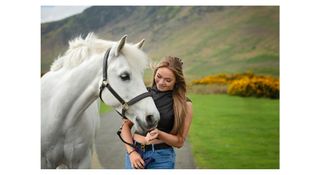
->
xmin=99 ymin=48 xmax=111 ymax=103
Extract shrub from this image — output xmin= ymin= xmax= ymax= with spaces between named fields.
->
xmin=191 ymin=72 xmax=279 ymax=99
xmin=227 ymin=76 xmax=279 ymax=99
xmin=191 ymin=74 xmax=228 ymax=85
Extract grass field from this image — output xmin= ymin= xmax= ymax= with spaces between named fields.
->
xmin=188 ymin=94 xmax=279 ymax=169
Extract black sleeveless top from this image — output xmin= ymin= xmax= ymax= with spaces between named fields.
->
xmin=149 ymin=86 xmax=175 ymax=133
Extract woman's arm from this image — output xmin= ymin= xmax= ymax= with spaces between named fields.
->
xmin=121 ymin=119 xmax=135 ymax=152
xmin=121 ymin=119 xmax=145 ymax=169
xmin=146 ymin=101 xmax=193 ymax=148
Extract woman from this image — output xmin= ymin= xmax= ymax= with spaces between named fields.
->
xmin=120 ymin=56 xmax=193 ymax=169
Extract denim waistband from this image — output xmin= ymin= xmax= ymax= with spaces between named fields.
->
xmin=134 ymin=141 xmax=172 ymax=152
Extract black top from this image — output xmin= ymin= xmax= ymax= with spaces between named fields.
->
xmin=149 ymin=86 xmax=175 ymax=133
xmin=135 ymin=86 xmax=191 ymax=135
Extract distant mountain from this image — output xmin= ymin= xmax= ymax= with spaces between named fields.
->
xmin=41 ymin=6 xmax=279 ymax=80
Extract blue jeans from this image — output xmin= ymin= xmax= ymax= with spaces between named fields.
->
xmin=124 ymin=146 xmax=176 ymax=169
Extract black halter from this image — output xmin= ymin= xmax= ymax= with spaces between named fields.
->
xmin=99 ymin=48 xmax=152 ymax=118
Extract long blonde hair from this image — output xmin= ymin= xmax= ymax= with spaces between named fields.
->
xmin=152 ymin=56 xmax=187 ymax=136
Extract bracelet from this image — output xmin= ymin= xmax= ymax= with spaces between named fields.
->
xmin=128 ymin=149 xmax=136 ymax=155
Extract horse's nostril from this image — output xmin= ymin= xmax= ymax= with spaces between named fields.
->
xmin=146 ymin=115 xmax=154 ymax=124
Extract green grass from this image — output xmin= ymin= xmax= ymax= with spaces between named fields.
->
xmin=188 ymin=94 xmax=279 ymax=169
xmin=99 ymin=102 xmax=112 ymax=114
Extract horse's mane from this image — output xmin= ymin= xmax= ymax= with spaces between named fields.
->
xmin=50 ymin=33 xmax=149 ymax=73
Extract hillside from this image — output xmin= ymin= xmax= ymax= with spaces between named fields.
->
xmin=41 ymin=6 xmax=279 ymax=80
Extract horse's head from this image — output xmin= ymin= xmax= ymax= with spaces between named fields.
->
xmin=100 ymin=35 xmax=160 ymax=133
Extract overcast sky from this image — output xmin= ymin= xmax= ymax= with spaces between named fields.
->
xmin=41 ymin=6 xmax=90 ymax=23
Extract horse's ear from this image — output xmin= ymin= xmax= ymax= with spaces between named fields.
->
xmin=115 ymin=35 xmax=127 ymax=57
xmin=135 ymin=39 xmax=145 ymax=49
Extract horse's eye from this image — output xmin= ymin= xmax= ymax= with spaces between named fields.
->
xmin=120 ymin=72 xmax=130 ymax=81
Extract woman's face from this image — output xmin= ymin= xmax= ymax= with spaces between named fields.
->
xmin=154 ymin=67 xmax=176 ymax=91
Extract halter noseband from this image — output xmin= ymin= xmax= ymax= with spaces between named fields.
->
xmin=99 ymin=48 xmax=152 ymax=118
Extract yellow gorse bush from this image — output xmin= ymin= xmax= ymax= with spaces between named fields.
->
xmin=227 ymin=76 xmax=279 ymax=99
xmin=192 ymin=72 xmax=279 ymax=99
xmin=191 ymin=74 xmax=229 ymax=85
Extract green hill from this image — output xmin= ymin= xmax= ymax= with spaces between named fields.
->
xmin=41 ymin=6 xmax=279 ymax=80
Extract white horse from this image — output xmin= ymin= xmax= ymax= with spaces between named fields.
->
xmin=41 ymin=33 xmax=160 ymax=169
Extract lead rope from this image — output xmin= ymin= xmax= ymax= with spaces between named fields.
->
xmin=116 ymin=121 xmax=136 ymax=149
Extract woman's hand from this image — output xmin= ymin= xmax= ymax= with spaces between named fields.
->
xmin=145 ymin=128 xmax=160 ymax=144
xmin=129 ymin=150 xmax=145 ymax=169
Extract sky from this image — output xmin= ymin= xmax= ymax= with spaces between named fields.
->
xmin=41 ymin=6 xmax=90 ymax=23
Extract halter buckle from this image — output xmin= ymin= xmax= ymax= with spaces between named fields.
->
xmin=102 ymin=79 xmax=108 ymax=86
xmin=122 ymin=103 xmax=129 ymax=111
xmin=141 ymin=144 xmax=146 ymax=152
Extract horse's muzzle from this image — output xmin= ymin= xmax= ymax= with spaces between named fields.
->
xmin=136 ymin=116 xmax=159 ymax=133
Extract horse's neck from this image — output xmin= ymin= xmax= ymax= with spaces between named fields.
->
xmin=60 ymin=55 xmax=103 ymax=125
